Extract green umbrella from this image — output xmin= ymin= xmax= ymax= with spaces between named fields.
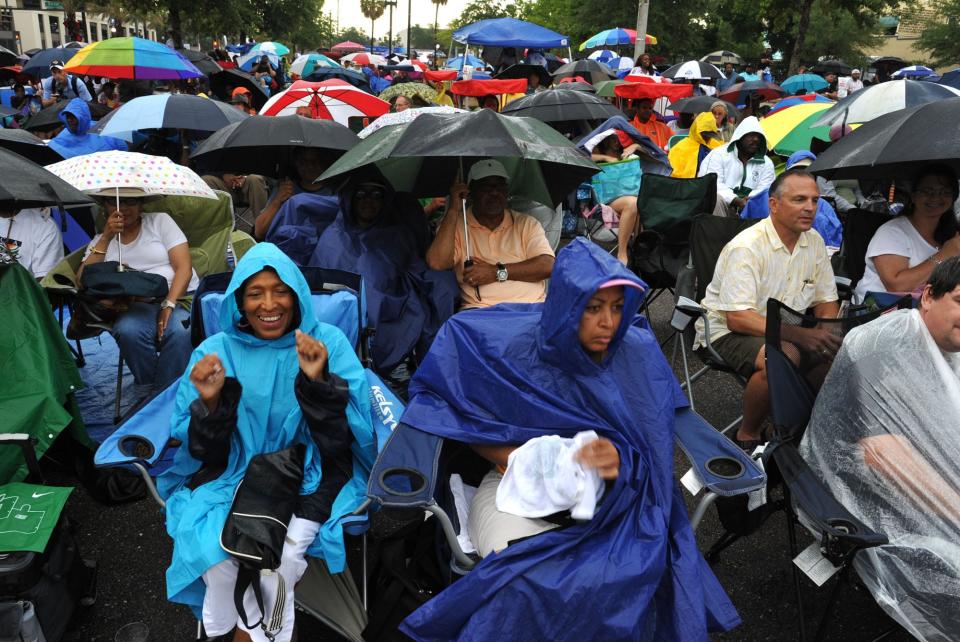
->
xmin=769 ymin=109 xmax=835 ymax=156
xmin=320 ymin=108 xmax=599 ymax=207
xmin=378 ymin=82 xmax=439 ymax=103
xmin=594 ymin=79 xmax=625 ymax=98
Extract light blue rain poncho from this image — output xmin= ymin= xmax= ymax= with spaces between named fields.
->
xmin=157 ymin=243 xmax=376 ymax=614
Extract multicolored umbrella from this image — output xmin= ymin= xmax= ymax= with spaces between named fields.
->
xmin=718 ymin=80 xmax=786 ymax=105
xmin=249 ymin=41 xmax=290 ymax=57
xmin=46 ymin=150 xmax=217 ymax=199
xmin=342 ymin=52 xmax=388 ymax=67
xmin=780 ymin=73 xmax=828 ymax=94
xmin=259 ymin=79 xmax=390 ymax=126
xmin=579 ymin=28 xmax=656 ymax=51
xmin=378 ymin=82 xmax=438 ymax=102
xmin=891 ymin=65 xmax=935 ymax=79
xmin=290 ymin=53 xmax=340 ymax=78
xmin=767 ymin=94 xmax=833 ymax=116
xmin=63 ymin=37 xmax=202 ymax=80
xmin=760 ymin=103 xmax=837 ymax=156
xmin=358 ymin=105 xmax=465 ymax=139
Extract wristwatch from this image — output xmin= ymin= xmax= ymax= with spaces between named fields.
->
xmin=160 ymin=299 xmax=177 ymax=311
xmin=496 ymin=262 xmax=508 ymax=283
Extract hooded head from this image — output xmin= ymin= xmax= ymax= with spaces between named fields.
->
xmin=220 ymin=242 xmax=318 ymax=344
xmin=688 ymin=111 xmax=722 ymax=148
xmin=727 ymin=115 xmax=766 ymax=157
xmin=59 ymin=98 xmax=92 ymax=135
xmin=538 ymin=238 xmax=647 ymax=374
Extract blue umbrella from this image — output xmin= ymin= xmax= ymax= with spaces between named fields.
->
xmin=446 ymin=54 xmax=486 ymax=71
xmin=587 ymin=49 xmax=617 ymax=64
xmin=892 ymin=65 xmax=935 ymax=79
xmin=21 ymin=47 xmax=78 ymax=79
xmin=238 ymin=51 xmax=279 ymax=71
xmin=780 ymin=73 xmax=828 ymax=93
xmin=93 ymin=93 xmax=249 ymax=141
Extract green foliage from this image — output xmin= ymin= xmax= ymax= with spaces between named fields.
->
xmin=338 ymin=26 xmax=369 ymax=44
xmin=914 ymin=0 xmax=958 ymax=67
xmin=449 ymin=0 xmax=532 ymax=31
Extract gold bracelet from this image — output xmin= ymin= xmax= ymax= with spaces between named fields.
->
xmin=91 ymin=248 xmax=107 ymax=255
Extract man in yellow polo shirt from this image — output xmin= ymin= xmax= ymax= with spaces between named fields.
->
xmin=426 ymin=159 xmax=555 ymax=309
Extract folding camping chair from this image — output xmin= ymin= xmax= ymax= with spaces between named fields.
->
xmin=703 ymin=297 xmax=910 ymax=642
xmin=837 ymin=209 xmax=891 ymax=288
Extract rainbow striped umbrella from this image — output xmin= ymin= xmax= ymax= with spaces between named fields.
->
xmin=63 ymin=37 xmax=202 ymax=80
xmin=579 ymin=28 xmax=656 ymax=51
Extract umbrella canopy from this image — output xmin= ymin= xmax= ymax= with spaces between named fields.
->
xmin=209 ymin=68 xmax=270 ymax=110
xmin=249 ymin=41 xmax=290 ymax=57
xmin=23 ymin=100 xmax=111 ymax=133
xmin=95 ymin=94 xmax=249 ymax=139
xmin=940 ymin=68 xmax=960 ymax=90
xmin=175 ymin=48 xmax=222 ymax=76
xmin=718 ymin=80 xmax=786 ymax=104
xmin=579 ymin=28 xmax=655 ymax=50
xmin=303 ymin=67 xmax=373 ymax=93
xmin=501 ymin=87 xmax=621 ymax=122
xmin=700 ymin=51 xmax=744 ymax=66
xmin=811 ymin=59 xmax=852 ymax=75
xmin=378 ymin=82 xmax=438 ymax=102
xmin=46 ymin=150 xmax=217 ymax=199
xmin=767 ymin=93 xmax=833 ymax=115
xmin=872 ymin=56 xmax=907 ymax=66
xmin=495 ymin=63 xmax=551 ymax=86
xmin=0 ymin=147 xmax=92 ymax=209
xmin=63 ymin=37 xmax=202 ymax=80
xmin=807 ymin=97 xmax=960 ymax=180
xmin=290 ymin=53 xmax=340 ymax=77
xmin=0 ymin=46 xmax=20 ymax=68
xmin=342 ymin=52 xmax=388 ymax=67
xmin=0 ymin=65 xmax=29 ymax=84
xmin=238 ymin=50 xmax=279 ymax=72
xmin=332 ymin=41 xmax=366 ymax=52
xmin=445 ymin=54 xmax=487 ymax=71
xmin=452 ymin=17 xmax=569 ymax=48
xmin=358 ymin=105 xmax=466 ymax=139
xmin=811 ymin=79 xmax=960 ymax=127
xmin=20 ymin=47 xmax=79 ymax=79
xmin=587 ymin=49 xmax=617 ymax=64
xmin=760 ymin=102 xmax=836 ymax=156
xmin=780 ymin=73 xmax=828 ymax=93
xmin=667 ymin=95 xmax=739 ymax=119
xmin=190 ymin=115 xmax=359 ymax=176
xmin=555 ymin=80 xmax=596 ymax=92
xmin=605 ymin=56 xmax=635 ymax=72
xmin=662 ymin=60 xmax=723 ymax=80
xmin=594 ymin=79 xmax=625 ymax=98
xmin=320 ymin=108 xmax=599 ymax=207
xmin=0 ymin=129 xmax=63 ymax=165
xmin=259 ymin=80 xmax=389 ymax=125
xmin=891 ymin=65 xmax=935 ymax=79
xmin=552 ymin=59 xmax=616 ymax=85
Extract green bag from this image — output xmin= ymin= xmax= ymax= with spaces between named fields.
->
xmin=0 ymin=482 xmax=72 ymax=553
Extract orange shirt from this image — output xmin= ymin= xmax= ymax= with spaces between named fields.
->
xmin=453 ymin=208 xmax=555 ymax=309
xmin=631 ymin=115 xmax=673 ymax=150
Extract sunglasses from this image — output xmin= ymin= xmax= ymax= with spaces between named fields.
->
xmin=354 ymin=188 xmax=385 ymax=200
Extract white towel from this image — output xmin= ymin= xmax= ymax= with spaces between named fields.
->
xmin=496 ymin=431 xmax=604 ymax=521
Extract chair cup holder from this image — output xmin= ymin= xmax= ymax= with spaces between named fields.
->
xmin=380 ymin=467 xmax=427 ymax=496
xmin=704 ymin=456 xmax=745 ymax=480
xmin=826 ymin=518 xmax=858 ymax=536
xmin=118 ymin=436 xmax=154 ymax=461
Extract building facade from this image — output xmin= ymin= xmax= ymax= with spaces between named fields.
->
xmin=1 ymin=1 xmax=157 ymax=55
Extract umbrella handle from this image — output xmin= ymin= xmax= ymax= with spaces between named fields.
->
xmin=115 ymin=187 xmax=124 ymax=272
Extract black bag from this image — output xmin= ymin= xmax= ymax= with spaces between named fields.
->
xmin=79 ymin=261 xmax=169 ymax=300
xmin=220 ymin=445 xmax=305 ymax=637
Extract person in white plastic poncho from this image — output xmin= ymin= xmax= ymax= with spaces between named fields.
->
xmin=800 ymin=256 xmax=960 ymax=642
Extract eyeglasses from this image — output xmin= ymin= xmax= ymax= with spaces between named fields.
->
xmin=354 ymin=188 xmax=385 ymax=200
xmin=915 ymin=188 xmax=953 ymax=199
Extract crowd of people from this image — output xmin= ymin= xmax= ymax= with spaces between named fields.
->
xmin=3 ymin=32 xmax=959 ymax=642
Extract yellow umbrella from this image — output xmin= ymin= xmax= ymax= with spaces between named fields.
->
xmin=761 ymin=102 xmax=859 ymax=156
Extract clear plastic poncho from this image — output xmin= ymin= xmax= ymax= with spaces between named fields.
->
xmin=800 ymin=309 xmax=960 ymax=642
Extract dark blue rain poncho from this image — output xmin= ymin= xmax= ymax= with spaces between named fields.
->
xmin=310 ymin=190 xmax=458 ymax=372
xmin=265 ymin=191 xmax=340 ymax=265
xmin=399 ymin=238 xmax=739 ymax=641
xmin=48 ymin=98 xmax=127 ymax=159
xmin=156 ymin=243 xmax=376 ymax=615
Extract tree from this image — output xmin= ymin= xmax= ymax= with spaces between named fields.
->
xmin=360 ymin=0 xmax=385 ymax=51
xmin=914 ymin=0 xmax=957 ymax=67
xmin=450 ymin=0 xmax=531 ymax=31
xmin=338 ymin=26 xmax=369 ymax=45
xmin=432 ymin=0 xmax=448 ymax=41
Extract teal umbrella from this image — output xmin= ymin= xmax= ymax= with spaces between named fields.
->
xmin=319 ymin=108 xmax=599 ymax=207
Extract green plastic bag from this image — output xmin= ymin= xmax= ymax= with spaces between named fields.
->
xmin=0 ymin=482 xmax=72 ymax=553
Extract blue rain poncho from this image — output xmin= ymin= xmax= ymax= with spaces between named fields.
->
xmin=399 ymin=238 xmax=740 ymax=641
xmin=264 ymin=191 xmax=340 ymax=265
xmin=48 ymin=98 xmax=127 ymax=159
xmin=156 ymin=243 xmax=376 ymax=613
xmin=310 ymin=190 xmax=458 ymax=372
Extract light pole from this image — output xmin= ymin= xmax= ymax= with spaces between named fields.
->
xmin=633 ymin=0 xmax=650 ymax=60
xmin=405 ymin=0 xmax=411 ymax=58
xmin=385 ymin=0 xmax=397 ymax=56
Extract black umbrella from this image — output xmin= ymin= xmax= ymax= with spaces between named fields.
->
xmin=700 ymin=50 xmax=745 ymax=66
xmin=552 ymin=59 xmax=616 ymax=85
xmin=0 ymin=46 xmax=20 ymax=68
xmin=175 ymin=48 xmax=222 ymax=76
xmin=501 ymin=88 xmax=622 ymax=122
xmin=808 ymin=98 xmax=960 ymax=180
xmin=0 ymin=147 xmax=93 ymax=209
xmin=302 ymin=67 xmax=373 ymax=93
xmin=811 ymin=59 xmax=852 ymax=75
xmin=23 ymin=48 xmax=41 ymax=57
xmin=555 ymin=81 xmax=596 ymax=93
xmin=20 ymin=48 xmax=78 ymax=79
xmin=872 ymin=56 xmax=907 ymax=67
xmin=668 ymin=96 xmax=739 ymax=119
xmin=541 ymin=53 xmax=565 ymax=73
xmin=23 ymin=100 xmax=111 ymax=133
xmin=0 ymin=129 xmax=64 ymax=165
xmin=190 ymin=114 xmax=360 ymax=177
xmin=209 ymin=68 xmax=269 ymax=110
xmin=496 ymin=63 xmax=551 ymax=87
xmin=663 ymin=60 xmax=724 ymax=80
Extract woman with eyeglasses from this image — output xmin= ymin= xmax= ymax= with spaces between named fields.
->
xmin=77 ymin=192 xmax=198 ymax=392
xmin=855 ymin=165 xmax=960 ymax=302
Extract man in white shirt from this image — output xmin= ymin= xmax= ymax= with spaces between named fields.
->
xmin=845 ymin=69 xmax=864 ymax=95
xmin=0 ymin=208 xmax=64 ymax=278
xmin=698 ymin=116 xmax=776 ymax=217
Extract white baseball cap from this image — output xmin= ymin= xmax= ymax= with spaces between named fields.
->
xmin=467 ymin=159 xmax=509 ymax=184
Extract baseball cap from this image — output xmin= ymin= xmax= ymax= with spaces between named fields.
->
xmin=49 ymin=59 xmax=65 ymax=71
xmin=785 ymin=150 xmax=816 ymax=169
xmin=467 ymin=159 xmax=509 ymax=184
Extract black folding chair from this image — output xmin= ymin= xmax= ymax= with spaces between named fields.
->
xmin=837 ymin=209 xmax=891 ymax=287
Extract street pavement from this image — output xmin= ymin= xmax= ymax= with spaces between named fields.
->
xmin=50 ymin=286 xmax=914 ymax=641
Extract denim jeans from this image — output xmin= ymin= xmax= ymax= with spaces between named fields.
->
xmin=111 ymin=301 xmax=192 ymax=391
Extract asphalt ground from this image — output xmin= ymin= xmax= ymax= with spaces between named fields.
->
xmin=44 ymin=286 xmax=916 ymax=642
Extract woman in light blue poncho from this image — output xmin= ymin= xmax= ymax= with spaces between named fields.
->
xmin=157 ymin=243 xmax=375 ymax=641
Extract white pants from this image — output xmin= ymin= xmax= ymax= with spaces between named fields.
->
xmin=467 ymin=470 xmax=558 ymax=558
xmin=201 ymin=516 xmax=321 ymax=641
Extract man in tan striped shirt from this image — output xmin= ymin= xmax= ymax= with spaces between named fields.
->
xmin=695 ymin=169 xmax=840 ymax=450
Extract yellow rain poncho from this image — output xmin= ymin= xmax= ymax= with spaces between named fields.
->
xmin=669 ymin=112 xmax=723 ymax=179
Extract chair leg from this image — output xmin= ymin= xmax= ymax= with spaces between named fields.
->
xmin=113 ymin=354 xmax=124 ymax=425
xmin=813 ymin=566 xmax=850 ymax=642
xmin=704 ymin=530 xmax=742 ymax=563
xmin=785 ymin=490 xmax=809 ymax=642
xmin=361 ymin=532 xmax=368 ymax=612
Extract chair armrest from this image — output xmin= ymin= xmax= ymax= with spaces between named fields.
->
xmin=367 ymin=423 xmax=442 ymax=509
xmin=671 ymin=295 xmax=705 ymax=332
xmin=0 ymin=433 xmax=43 ymax=481
xmin=674 ymin=407 xmax=765 ymax=497
xmin=768 ymin=441 xmax=888 ymax=565
xmin=94 ymin=381 xmax=178 ymax=469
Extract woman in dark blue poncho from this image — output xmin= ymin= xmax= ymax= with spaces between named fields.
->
xmin=398 ymin=237 xmax=740 ymax=641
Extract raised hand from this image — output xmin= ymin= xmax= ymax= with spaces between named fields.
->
xmin=190 ymin=353 xmax=226 ymax=412
xmin=295 ymin=330 xmax=329 ymax=382
xmin=576 ymin=438 xmax=620 ymax=480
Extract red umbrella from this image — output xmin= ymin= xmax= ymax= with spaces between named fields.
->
xmin=410 ymin=59 xmax=428 ymax=72
xmin=259 ymin=79 xmax=389 ymax=126
xmin=332 ymin=41 xmax=366 ymax=52
xmin=718 ymin=81 xmax=786 ymax=104
xmin=614 ymin=82 xmax=693 ymax=102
